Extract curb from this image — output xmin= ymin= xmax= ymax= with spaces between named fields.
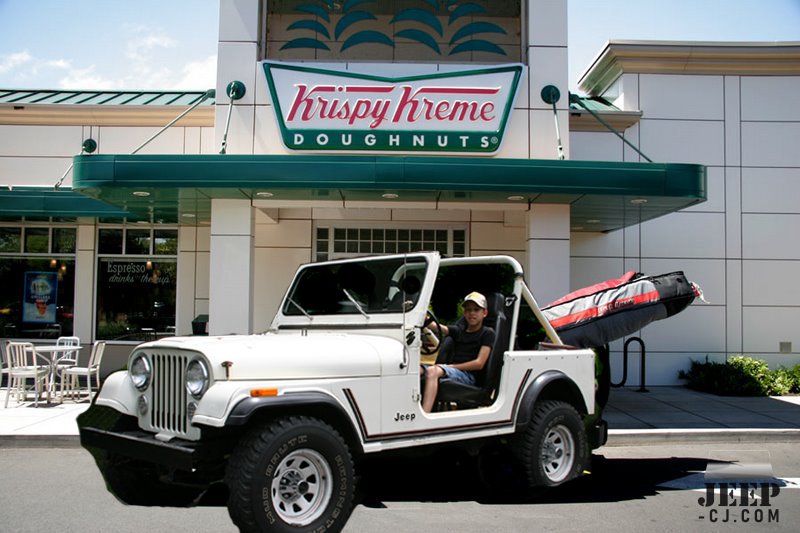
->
xmin=3 ymin=429 xmax=800 ymax=449
xmin=605 ymin=428 xmax=800 ymax=447
xmin=0 ymin=434 xmax=81 ymax=448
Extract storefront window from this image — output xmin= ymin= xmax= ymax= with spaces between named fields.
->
xmin=95 ymin=225 xmax=179 ymax=341
xmin=0 ymin=227 xmax=21 ymax=252
xmin=24 ymin=228 xmax=49 ymax=253
xmin=125 ymin=229 xmax=151 ymax=255
xmin=98 ymin=228 xmax=123 ymax=254
xmin=0 ymin=225 xmax=77 ymax=339
xmin=0 ymin=258 xmax=75 ymax=339
xmin=153 ymin=229 xmax=178 ymax=255
xmin=96 ymin=259 xmax=177 ymax=341
xmin=52 ymin=228 xmax=76 ymax=254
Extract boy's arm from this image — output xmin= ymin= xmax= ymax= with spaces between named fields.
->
xmin=425 ymin=314 xmax=449 ymax=336
xmin=448 ymin=345 xmax=491 ymax=373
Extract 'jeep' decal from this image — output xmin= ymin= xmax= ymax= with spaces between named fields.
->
xmin=394 ymin=412 xmax=416 ymax=422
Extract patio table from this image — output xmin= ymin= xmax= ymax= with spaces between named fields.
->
xmin=27 ymin=345 xmax=82 ymax=399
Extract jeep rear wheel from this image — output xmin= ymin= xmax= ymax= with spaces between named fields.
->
xmin=226 ymin=416 xmax=355 ymax=533
xmin=517 ymin=400 xmax=588 ymax=487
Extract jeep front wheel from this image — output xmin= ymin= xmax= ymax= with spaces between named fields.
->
xmin=226 ymin=416 xmax=355 ymax=533
xmin=517 ymin=400 xmax=588 ymax=487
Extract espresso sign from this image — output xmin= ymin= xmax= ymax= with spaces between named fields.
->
xmin=262 ymin=62 xmax=523 ymax=153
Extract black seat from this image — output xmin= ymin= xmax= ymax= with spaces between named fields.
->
xmin=435 ymin=292 xmax=513 ymax=409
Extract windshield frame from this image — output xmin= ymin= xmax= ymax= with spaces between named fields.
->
xmin=274 ymin=253 xmax=434 ymax=327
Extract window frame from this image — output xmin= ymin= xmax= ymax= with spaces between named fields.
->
xmin=313 ymin=221 xmax=468 ymax=262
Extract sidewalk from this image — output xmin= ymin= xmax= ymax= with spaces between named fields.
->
xmin=604 ymin=386 xmax=800 ymax=446
xmin=0 ymin=392 xmax=90 ymax=447
xmin=1 ymin=386 xmax=799 ymax=447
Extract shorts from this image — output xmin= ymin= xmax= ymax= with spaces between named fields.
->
xmin=440 ymin=365 xmax=476 ymax=386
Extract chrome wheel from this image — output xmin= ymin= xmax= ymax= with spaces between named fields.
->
xmin=271 ymin=448 xmax=333 ymax=526
xmin=540 ymin=424 xmax=575 ymax=483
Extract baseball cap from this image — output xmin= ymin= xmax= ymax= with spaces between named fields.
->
xmin=463 ymin=291 xmax=487 ymax=309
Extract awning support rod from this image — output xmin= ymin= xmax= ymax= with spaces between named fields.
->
xmin=132 ymin=89 xmax=216 ymax=154
xmin=54 ymin=138 xmax=97 ymax=189
xmin=540 ymin=85 xmax=565 ymax=160
xmin=219 ymin=81 xmax=246 ymax=155
xmin=569 ymin=94 xmax=653 ymax=163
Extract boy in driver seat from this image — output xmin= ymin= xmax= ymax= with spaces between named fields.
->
xmin=419 ymin=291 xmax=495 ymax=413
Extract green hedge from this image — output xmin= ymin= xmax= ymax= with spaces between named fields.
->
xmin=678 ymin=355 xmax=800 ymax=396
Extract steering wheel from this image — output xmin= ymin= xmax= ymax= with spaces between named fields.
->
xmin=421 ymin=310 xmax=443 ymax=355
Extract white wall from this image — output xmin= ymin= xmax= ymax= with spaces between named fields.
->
xmin=570 ymin=73 xmax=800 ymax=384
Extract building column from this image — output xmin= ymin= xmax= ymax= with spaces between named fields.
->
xmin=526 ymin=204 xmax=570 ymax=306
xmin=209 ymin=199 xmax=254 ymax=335
xmin=175 ymin=226 xmax=198 ymax=336
xmin=73 ymin=221 xmax=96 ymax=342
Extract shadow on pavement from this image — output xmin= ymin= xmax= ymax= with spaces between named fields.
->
xmin=356 ymin=452 xmax=711 ymax=507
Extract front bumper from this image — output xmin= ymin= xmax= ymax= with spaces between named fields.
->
xmin=77 ymin=403 xmax=230 ymax=472
xmin=80 ymin=426 xmax=200 ymax=471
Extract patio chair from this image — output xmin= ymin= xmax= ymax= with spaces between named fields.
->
xmin=1 ymin=340 xmax=9 ymax=388
xmin=60 ymin=340 xmax=105 ymax=402
xmin=0 ymin=339 xmax=11 ymax=386
xmin=4 ymin=341 xmax=50 ymax=407
xmin=53 ymin=336 xmax=81 ymax=391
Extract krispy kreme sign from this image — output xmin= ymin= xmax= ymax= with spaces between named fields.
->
xmin=262 ymin=62 xmax=523 ymax=153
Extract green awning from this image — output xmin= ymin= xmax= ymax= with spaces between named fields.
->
xmin=71 ymin=153 xmax=706 ymax=232
xmin=0 ymin=186 xmax=132 ymax=220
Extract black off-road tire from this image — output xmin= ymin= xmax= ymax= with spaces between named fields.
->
xmin=515 ymin=400 xmax=588 ymax=488
xmin=226 ymin=416 xmax=355 ymax=533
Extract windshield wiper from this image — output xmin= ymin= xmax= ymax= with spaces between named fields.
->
xmin=342 ymin=289 xmax=369 ymax=319
xmin=288 ymin=297 xmax=312 ymax=319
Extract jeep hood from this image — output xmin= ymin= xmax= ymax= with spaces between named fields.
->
xmin=138 ymin=333 xmax=403 ymax=380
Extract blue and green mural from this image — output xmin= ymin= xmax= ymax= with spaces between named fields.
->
xmin=273 ymin=0 xmax=516 ymax=58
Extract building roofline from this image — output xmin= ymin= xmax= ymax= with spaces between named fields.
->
xmin=0 ymin=88 xmax=216 ymax=126
xmin=579 ymin=40 xmax=800 ymax=96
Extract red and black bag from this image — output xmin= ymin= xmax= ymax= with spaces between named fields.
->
xmin=541 ymin=271 xmax=702 ymax=348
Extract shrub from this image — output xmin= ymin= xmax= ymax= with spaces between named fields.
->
xmin=771 ymin=368 xmax=794 ymax=396
xmin=785 ymin=364 xmax=800 ymax=393
xmin=678 ymin=355 xmax=799 ymax=396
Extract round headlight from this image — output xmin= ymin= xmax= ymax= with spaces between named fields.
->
xmin=185 ymin=359 xmax=209 ymax=398
xmin=130 ymin=354 xmax=151 ymax=391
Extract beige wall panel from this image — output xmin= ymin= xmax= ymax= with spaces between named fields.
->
xmin=253 ymin=247 xmax=311 ymax=329
xmin=255 ymin=219 xmax=312 ymax=248
xmin=0 ymin=156 xmax=71 ymax=186
xmin=0 ymin=125 xmax=83 ymax=156
xmin=471 ymin=222 xmax=525 ymax=251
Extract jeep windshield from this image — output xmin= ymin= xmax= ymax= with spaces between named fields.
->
xmin=282 ymin=256 xmax=428 ymax=317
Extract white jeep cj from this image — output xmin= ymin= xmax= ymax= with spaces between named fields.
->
xmin=79 ymin=253 xmax=608 ymax=532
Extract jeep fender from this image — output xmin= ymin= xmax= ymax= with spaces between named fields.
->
xmin=93 ymin=370 xmax=139 ymax=417
xmin=515 ymin=370 xmax=589 ymax=430
xmin=225 ymin=391 xmax=364 ymax=455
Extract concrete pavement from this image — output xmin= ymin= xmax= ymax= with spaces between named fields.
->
xmin=604 ymin=386 xmax=800 ymax=445
xmin=1 ymin=386 xmax=799 ymax=447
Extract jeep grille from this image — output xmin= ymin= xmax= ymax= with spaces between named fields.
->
xmin=140 ymin=349 xmax=200 ymax=440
